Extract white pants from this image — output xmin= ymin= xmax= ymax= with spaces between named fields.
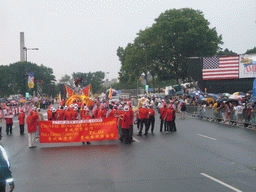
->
xmin=28 ymin=132 xmax=36 ymax=147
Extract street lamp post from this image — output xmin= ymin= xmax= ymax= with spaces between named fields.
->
xmin=105 ymin=72 xmax=109 ymax=94
xmin=23 ymin=47 xmax=39 ymax=62
xmin=23 ymin=47 xmax=39 ymax=95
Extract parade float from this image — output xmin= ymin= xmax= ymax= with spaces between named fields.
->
xmin=64 ymin=77 xmax=93 ymax=107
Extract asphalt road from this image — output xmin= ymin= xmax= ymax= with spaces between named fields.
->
xmin=1 ymin=108 xmax=256 ymax=192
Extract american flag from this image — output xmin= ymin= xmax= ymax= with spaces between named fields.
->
xmin=202 ymin=55 xmax=239 ymax=80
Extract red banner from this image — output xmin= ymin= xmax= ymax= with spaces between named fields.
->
xmin=39 ymin=117 xmax=118 ymax=143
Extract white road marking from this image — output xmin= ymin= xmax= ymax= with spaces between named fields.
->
xmin=36 ymin=138 xmax=39 ymax=142
xmin=200 ymin=173 xmax=242 ymax=192
xmin=133 ymin=138 xmax=140 ymax=142
xmin=13 ymin=120 xmax=19 ymax=123
xmin=197 ymin=134 xmax=217 ymax=141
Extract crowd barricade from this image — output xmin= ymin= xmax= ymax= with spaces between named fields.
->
xmin=186 ymin=105 xmax=199 ymax=117
xmin=186 ymin=105 xmax=256 ymax=128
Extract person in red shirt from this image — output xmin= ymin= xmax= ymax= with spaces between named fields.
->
xmin=93 ymin=105 xmax=99 ymax=118
xmin=148 ymin=105 xmax=156 ymax=134
xmin=81 ymin=108 xmax=91 ymax=145
xmin=97 ymin=107 xmax=104 ymax=118
xmin=64 ymin=108 xmax=73 ymax=120
xmin=57 ymin=106 xmax=65 ymax=120
xmin=117 ymin=106 xmax=124 ymax=139
xmin=81 ymin=108 xmax=92 ymax=119
xmin=26 ymin=109 xmax=38 ymax=148
xmin=47 ymin=107 xmax=52 ymax=121
xmin=80 ymin=106 xmax=86 ymax=119
xmin=5 ymin=107 xmax=14 ymax=135
xmin=164 ymin=105 xmax=176 ymax=132
xmin=103 ymin=105 xmax=108 ymax=117
xmin=107 ymin=105 xmax=115 ymax=117
xmin=159 ymin=103 xmax=167 ymax=132
xmin=18 ymin=109 xmax=26 ymax=135
xmin=72 ymin=107 xmax=79 ymax=120
xmin=120 ymin=106 xmax=131 ymax=144
xmin=137 ymin=103 xmax=149 ymax=136
xmin=127 ymin=101 xmax=134 ymax=142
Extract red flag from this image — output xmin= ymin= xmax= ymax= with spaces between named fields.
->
xmin=82 ymin=85 xmax=91 ymax=97
xmin=65 ymin=85 xmax=74 ymax=98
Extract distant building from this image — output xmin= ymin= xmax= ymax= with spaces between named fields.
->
xmin=103 ymin=78 xmax=118 ymax=87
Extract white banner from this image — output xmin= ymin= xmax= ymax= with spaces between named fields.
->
xmin=239 ymin=54 xmax=256 ymax=78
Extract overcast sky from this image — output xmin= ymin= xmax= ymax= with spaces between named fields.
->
xmin=0 ymin=0 xmax=255 ymax=82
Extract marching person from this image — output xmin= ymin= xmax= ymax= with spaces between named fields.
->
xmin=117 ymin=106 xmax=124 ymax=139
xmin=26 ymin=109 xmax=38 ymax=148
xmin=18 ymin=109 xmax=25 ymax=135
xmin=36 ymin=108 xmax=44 ymax=138
xmin=72 ymin=107 xmax=79 ymax=120
xmin=127 ymin=101 xmax=134 ymax=142
xmin=165 ymin=105 xmax=175 ymax=132
xmin=159 ymin=103 xmax=167 ymax=132
xmin=47 ymin=106 xmax=52 ymax=121
xmin=4 ymin=108 xmax=14 ymax=135
xmin=137 ymin=103 xmax=149 ymax=136
xmin=0 ymin=128 xmax=15 ymax=192
xmin=64 ymin=107 xmax=73 ymax=120
xmin=51 ymin=108 xmax=57 ymax=121
xmin=81 ymin=108 xmax=91 ymax=145
xmin=148 ymin=105 xmax=155 ymax=134
xmin=120 ymin=106 xmax=131 ymax=144
xmin=56 ymin=106 xmax=65 ymax=120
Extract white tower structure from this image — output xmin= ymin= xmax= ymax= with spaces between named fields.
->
xmin=20 ymin=32 xmax=25 ymax=62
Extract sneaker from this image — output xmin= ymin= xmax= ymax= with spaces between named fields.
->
xmin=86 ymin=142 xmax=91 ymax=145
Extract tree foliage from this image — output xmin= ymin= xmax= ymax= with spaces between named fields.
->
xmin=245 ymin=46 xmax=256 ymax=54
xmin=117 ymin=8 xmax=223 ymax=91
xmin=0 ymin=62 xmax=55 ymax=97
xmin=216 ymin=48 xmax=237 ymax=56
xmin=59 ymin=71 xmax=105 ymax=94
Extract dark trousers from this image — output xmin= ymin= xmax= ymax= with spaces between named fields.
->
xmin=166 ymin=121 xmax=175 ymax=131
xmin=0 ymin=181 xmax=5 ymax=192
xmin=137 ymin=119 xmax=141 ymax=130
xmin=160 ymin=119 xmax=166 ymax=132
xmin=173 ymin=117 xmax=177 ymax=131
xmin=149 ymin=117 xmax=155 ymax=133
xmin=20 ymin=124 xmax=24 ymax=134
xmin=129 ymin=125 xmax=133 ymax=141
xmin=6 ymin=123 xmax=13 ymax=134
xmin=139 ymin=119 xmax=149 ymax=135
xmin=122 ymin=128 xmax=130 ymax=143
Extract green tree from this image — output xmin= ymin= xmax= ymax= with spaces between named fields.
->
xmin=216 ymin=48 xmax=237 ymax=56
xmin=59 ymin=74 xmax=73 ymax=86
xmin=71 ymin=71 xmax=105 ymax=94
xmin=0 ymin=62 xmax=56 ymax=97
xmin=245 ymin=46 xmax=256 ymax=54
xmin=116 ymin=8 xmax=223 ymax=92
xmin=153 ymin=8 xmax=222 ymax=81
